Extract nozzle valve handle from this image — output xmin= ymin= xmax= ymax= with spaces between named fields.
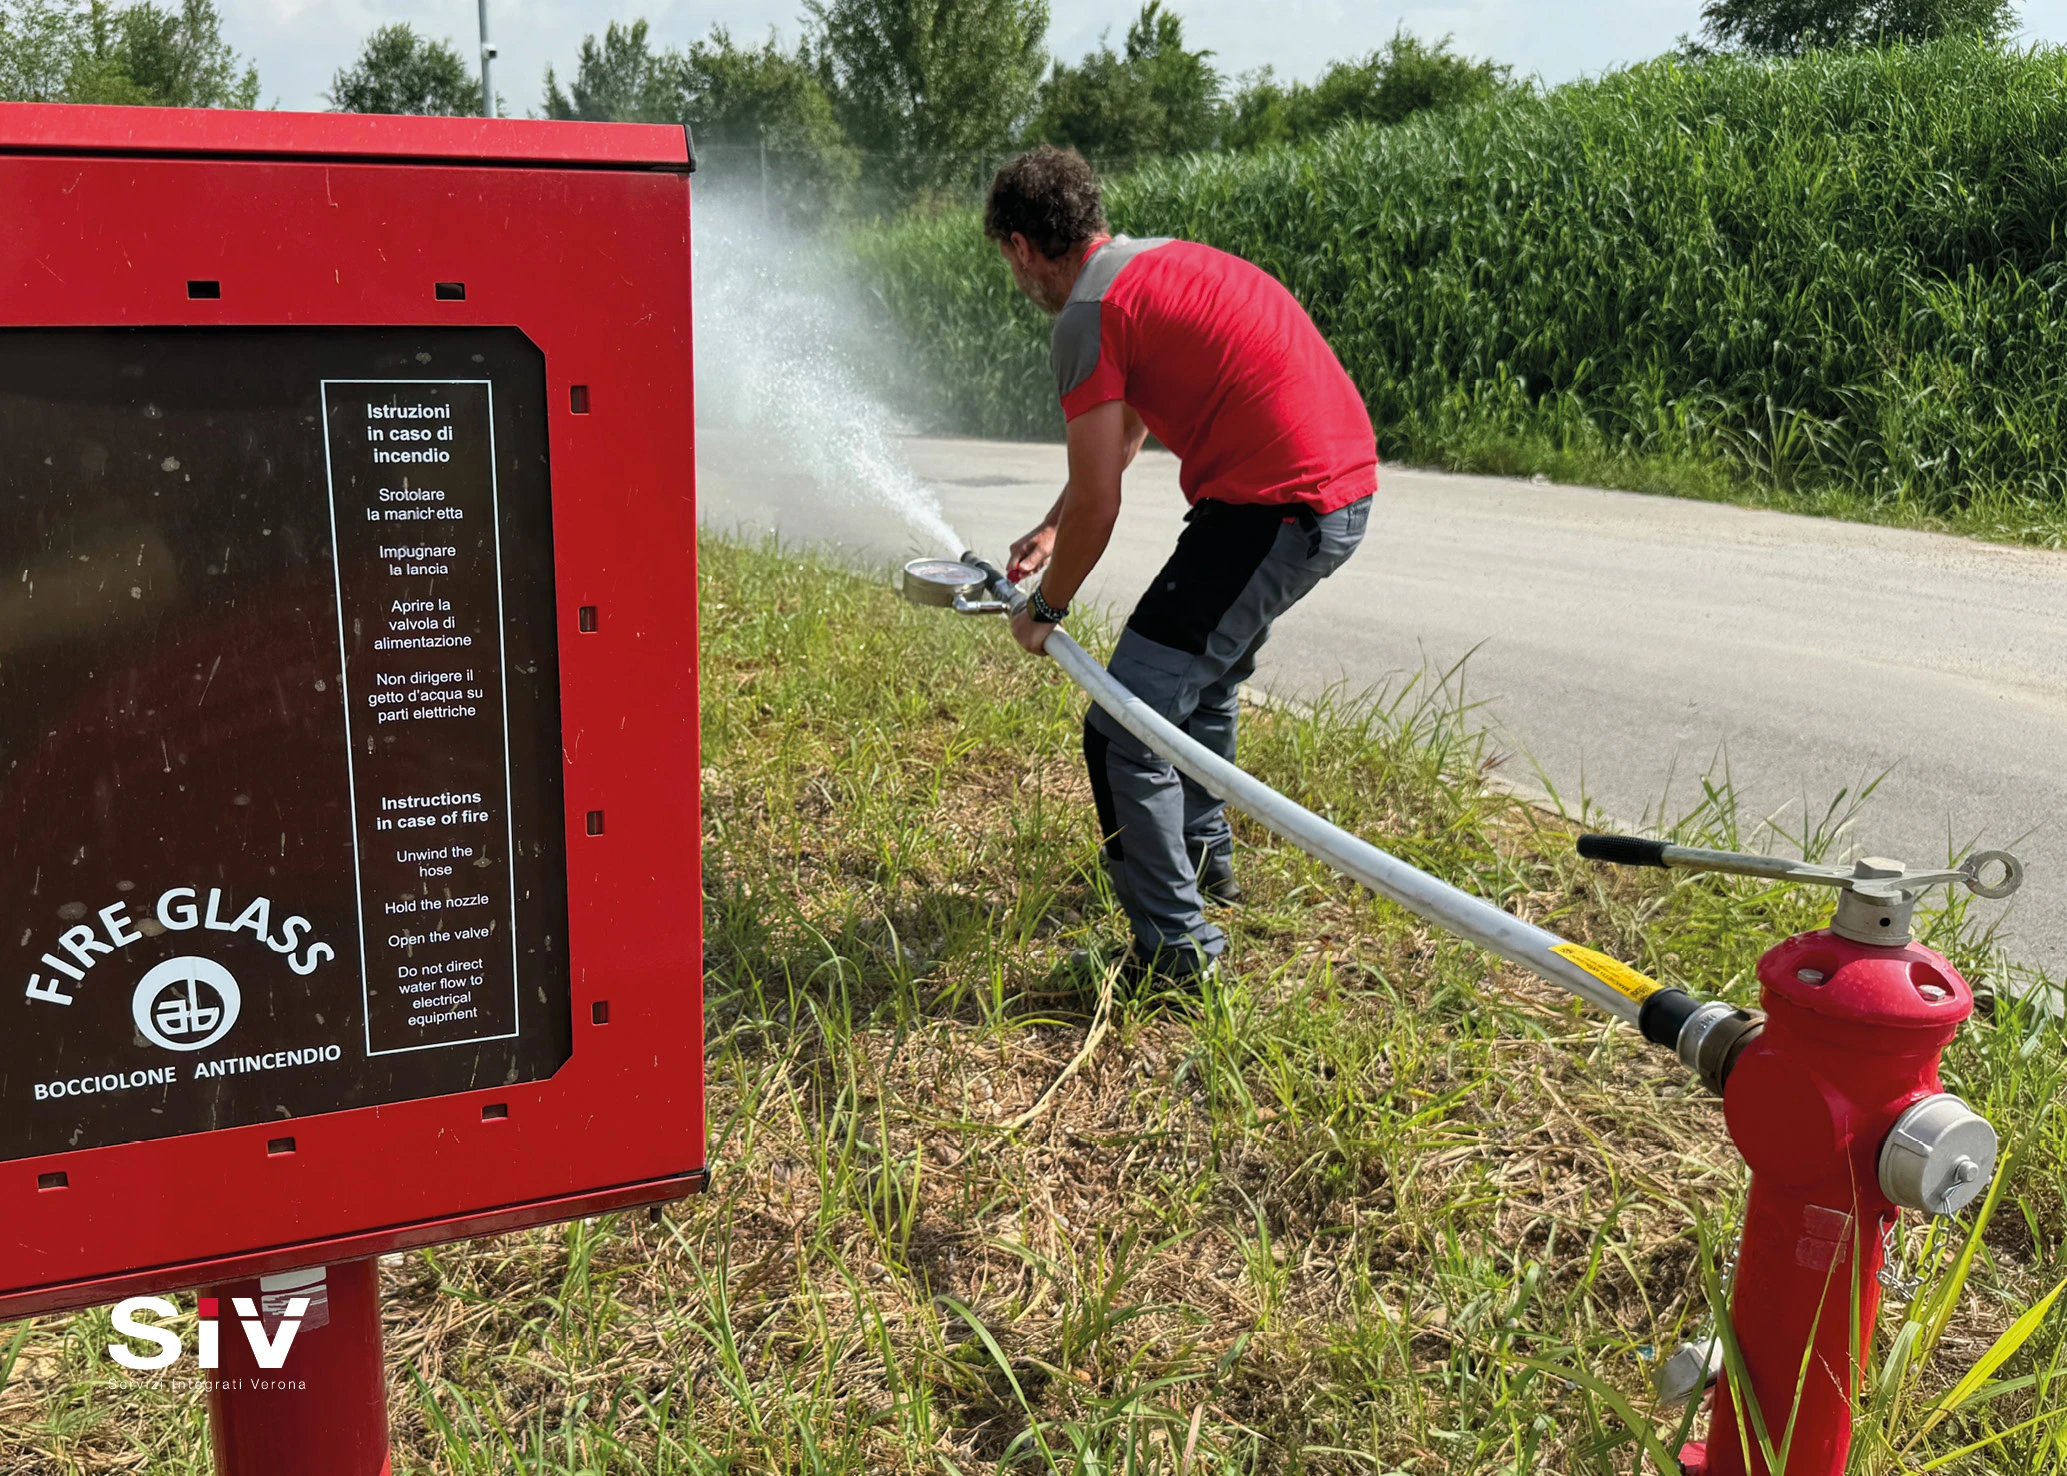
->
xmin=960 ymin=551 xmax=1026 ymax=614
xmin=1577 ymin=834 xmax=2022 ymax=946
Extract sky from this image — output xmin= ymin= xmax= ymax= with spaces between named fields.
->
xmin=225 ymin=0 xmax=2067 ymax=115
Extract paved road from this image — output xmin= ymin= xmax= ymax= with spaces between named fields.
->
xmin=698 ymin=429 xmax=2067 ymax=977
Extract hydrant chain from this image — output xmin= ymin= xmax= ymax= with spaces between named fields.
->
xmin=1878 ymin=1220 xmax=1924 ymax=1302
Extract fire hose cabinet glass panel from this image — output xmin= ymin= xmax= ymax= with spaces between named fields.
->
xmin=0 ymin=105 xmax=706 ymax=1322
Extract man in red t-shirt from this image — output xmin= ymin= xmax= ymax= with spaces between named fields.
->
xmin=985 ymin=147 xmax=1377 ymax=983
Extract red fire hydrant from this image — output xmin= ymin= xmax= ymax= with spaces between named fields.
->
xmin=1577 ymin=840 xmax=2017 ymax=1476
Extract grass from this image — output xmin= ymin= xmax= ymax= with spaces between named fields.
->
xmin=3 ymin=536 xmax=2065 ymax=1472
xmin=851 ymin=37 xmax=2067 ymax=548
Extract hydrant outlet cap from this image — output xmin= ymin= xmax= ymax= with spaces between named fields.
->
xmin=1879 ymin=1093 xmax=1998 ymax=1217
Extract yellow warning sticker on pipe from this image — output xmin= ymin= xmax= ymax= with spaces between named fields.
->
xmin=1550 ymin=943 xmax=1665 ymax=1004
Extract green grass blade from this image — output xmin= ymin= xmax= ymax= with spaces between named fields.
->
xmin=1919 ymin=1148 xmax=2016 ymax=1362
xmin=1704 ymin=1262 xmax=1784 ymax=1473
xmin=1510 ymin=1356 xmax=1681 ymax=1474
xmin=1914 ymin=1405 xmax=2067 ymax=1472
xmin=1912 ymin=1276 xmax=2067 ymax=1445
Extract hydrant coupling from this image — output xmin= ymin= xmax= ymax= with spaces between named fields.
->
xmin=1701 ymin=929 xmax=1989 ymax=1476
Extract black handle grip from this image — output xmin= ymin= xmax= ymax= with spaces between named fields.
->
xmin=961 ymin=552 xmax=1024 ymax=611
xmin=1577 ymin=833 xmax=1671 ymax=869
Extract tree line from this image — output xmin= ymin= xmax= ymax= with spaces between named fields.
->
xmin=0 ymin=0 xmax=2025 ymax=217
xmin=0 ymin=0 xmax=255 ymax=109
xmin=389 ymin=3 xmax=1516 ymax=213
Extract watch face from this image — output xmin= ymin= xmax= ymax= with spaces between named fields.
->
xmin=0 ymin=327 xmax=573 ymax=1163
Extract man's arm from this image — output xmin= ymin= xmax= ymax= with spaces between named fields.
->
xmin=1006 ymin=405 xmax=1147 ymax=584
xmin=1119 ymin=403 xmax=1150 ymax=469
xmin=1010 ymin=401 xmax=1134 ymax=653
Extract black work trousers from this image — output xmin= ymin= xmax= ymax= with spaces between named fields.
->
xmin=1084 ymin=495 xmax=1370 ymax=957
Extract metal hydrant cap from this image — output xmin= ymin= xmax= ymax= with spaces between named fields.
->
xmin=1879 ymin=1093 xmax=1998 ymax=1216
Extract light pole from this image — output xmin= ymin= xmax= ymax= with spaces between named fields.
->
xmin=477 ymin=0 xmax=497 ymax=118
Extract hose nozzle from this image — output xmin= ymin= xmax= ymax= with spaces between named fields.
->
xmin=900 ymin=558 xmax=992 ymax=611
xmin=959 ymin=551 xmax=1023 ymax=612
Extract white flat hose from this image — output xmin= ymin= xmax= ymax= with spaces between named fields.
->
xmin=974 ymin=557 xmax=1642 ymax=1024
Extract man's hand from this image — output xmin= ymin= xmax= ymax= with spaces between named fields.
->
xmin=1007 ymin=523 xmax=1057 ymax=584
xmin=1009 ymin=606 xmax=1053 ymax=655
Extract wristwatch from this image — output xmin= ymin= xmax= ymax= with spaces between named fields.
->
xmin=1029 ymin=587 xmax=1068 ymax=624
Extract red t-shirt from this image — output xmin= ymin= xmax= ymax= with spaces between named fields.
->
xmin=1052 ymin=235 xmax=1378 ymax=513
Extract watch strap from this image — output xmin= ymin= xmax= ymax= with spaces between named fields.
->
xmin=1029 ymin=587 xmax=1068 ymax=624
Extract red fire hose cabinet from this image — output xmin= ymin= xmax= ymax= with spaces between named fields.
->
xmin=0 ymin=105 xmax=706 ymax=1322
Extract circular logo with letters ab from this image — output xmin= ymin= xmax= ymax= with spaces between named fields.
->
xmin=132 ymin=957 xmax=242 ymax=1053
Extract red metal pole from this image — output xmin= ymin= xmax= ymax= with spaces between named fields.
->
xmin=1684 ymin=931 xmax=1970 ymax=1476
xmin=205 ymin=1259 xmax=391 ymax=1476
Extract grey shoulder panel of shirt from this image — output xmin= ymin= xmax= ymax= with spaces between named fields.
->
xmin=1067 ymin=234 xmax=1176 ymax=307
xmin=1051 ymin=302 xmax=1104 ymax=400
xmin=1049 ymin=236 xmax=1176 ymax=400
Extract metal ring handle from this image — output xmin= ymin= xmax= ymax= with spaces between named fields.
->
xmin=1961 ymin=850 xmax=2024 ymax=900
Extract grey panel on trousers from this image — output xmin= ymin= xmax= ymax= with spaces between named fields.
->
xmin=1088 ymin=500 xmax=1369 ymax=955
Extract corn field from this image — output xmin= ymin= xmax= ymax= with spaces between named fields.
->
xmin=852 ymin=38 xmax=2067 ymax=530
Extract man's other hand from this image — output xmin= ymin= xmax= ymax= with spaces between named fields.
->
xmin=1007 ymin=523 xmax=1057 ymax=584
xmin=1009 ymin=607 xmax=1053 ymax=655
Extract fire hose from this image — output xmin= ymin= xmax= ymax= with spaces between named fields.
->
xmin=905 ymin=550 xmax=2027 ymax=1476
xmin=906 ymin=556 xmax=1720 ymax=1025
xmin=909 ymin=552 xmax=1999 ymax=1092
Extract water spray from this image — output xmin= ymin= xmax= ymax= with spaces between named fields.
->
xmin=697 ymin=203 xmax=964 ymax=557
xmin=906 ymin=552 xmax=2028 ymax=1476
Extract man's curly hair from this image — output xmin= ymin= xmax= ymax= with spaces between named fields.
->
xmin=983 ymin=147 xmax=1108 ymax=261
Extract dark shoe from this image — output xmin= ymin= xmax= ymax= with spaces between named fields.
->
xmin=1069 ymin=940 xmax=1220 ymax=991
xmin=1197 ymin=848 xmax=1244 ymax=905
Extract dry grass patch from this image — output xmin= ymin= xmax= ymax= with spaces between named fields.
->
xmin=3 ymin=538 xmax=2062 ymax=1474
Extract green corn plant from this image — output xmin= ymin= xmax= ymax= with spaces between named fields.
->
xmin=853 ymin=36 xmax=2067 ymax=544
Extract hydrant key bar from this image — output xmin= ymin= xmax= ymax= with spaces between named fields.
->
xmin=1577 ymin=834 xmax=2023 ymax=946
